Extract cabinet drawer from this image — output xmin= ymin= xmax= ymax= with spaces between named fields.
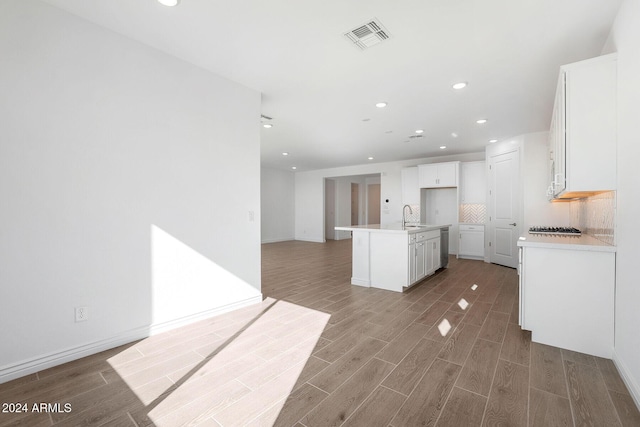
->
xmin=460 ymin=224 xmax=484 ymax=232
xmin=416 ymin=230 xmax=440 ymax=242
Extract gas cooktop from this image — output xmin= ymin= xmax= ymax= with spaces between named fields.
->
xmin=528 ymin=226 xmax=582 ymax=235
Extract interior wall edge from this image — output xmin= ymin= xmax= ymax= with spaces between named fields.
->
xmin=612 ymin=349 xmax=640 ymax=410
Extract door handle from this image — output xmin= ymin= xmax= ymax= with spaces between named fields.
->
xmin=509 ymin=223 xmax=517 ymax=226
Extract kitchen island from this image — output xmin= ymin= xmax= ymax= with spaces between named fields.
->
xmin=335 ymin=224 xmax=451 ymax=292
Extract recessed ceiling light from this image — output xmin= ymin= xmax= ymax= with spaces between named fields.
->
xmin=440 ymin=146 xmax=447 ymax=149
xmin=157 ymin=0 xmax=180 ymax=6
xmin=489 ymin=139 xmax=498 ymax=143
xmin=451 ymin=132 xmax=458 ymax=138
xmin=368 ymin=157 xmax=374 ymax=160
xmin=263 ymin=123 xmax=273 ymax=128
xmin=375 ymin=102 xmax=387 ymax=108
xmin=476 ymin=119 xmax=487 ymax=124
xmin=291 ymin=166 xmax=297 ymax=170
xmin=282 ymin=152 xmax=289 ymax=156
xmin=452 ymin=82 xmax=467 ymax=90
xmin=415 ymin=129 xmax=424 ymax=134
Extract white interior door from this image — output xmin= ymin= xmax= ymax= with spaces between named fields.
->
xmin=488 ymin=148 xmax=520 ymax=268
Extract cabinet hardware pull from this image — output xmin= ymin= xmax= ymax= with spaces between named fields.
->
xmin=509 ymin=223 xmax=517 ymax=226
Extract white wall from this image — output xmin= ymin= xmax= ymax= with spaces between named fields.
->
xmin=521 ymin=132 xmax=571 ymax=228
xmin=261 ymin=168 xmax=295 ymax=243
xmin=606 ymin=0 xmax=640 ymax=408
xmin=0 ymin=0 xmax=261 ymax=382
xmin=294 ymin=153 xmax=484 ymax=242
xmin=334 ymin=176 xmax=359 ymax=240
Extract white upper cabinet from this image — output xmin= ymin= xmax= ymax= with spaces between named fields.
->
xmin=460 ymin=161 xmax=486 ymax=204
xmin=418 ymin=161 xmax=459 ymax=188
xmin=549 ymin=53 xmax=617 ymax=199
xmin=401 ymin=167 xmax=420 ymax=205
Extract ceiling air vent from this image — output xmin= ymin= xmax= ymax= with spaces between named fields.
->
xmin=344 ymin=18 xmax=391 ymax=50
xmin=408 ymin=134 xmax=424 ymax=139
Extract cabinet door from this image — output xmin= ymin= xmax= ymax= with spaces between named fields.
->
xmin=425 ymin=238 xmax=440 ymax=274
xmin=408 ymin=243 xmax=416 ymax=284
xmin=431 ymin=238 xmax=441 ymax=271
xmin=437 ymin=163 xmax=458 ymax=187
xmin=418 ymin=164 xmax=438 ymax=188
xmin=552 ymin=73 xmax=566 ymax=196
xmin=459 ymin=231 xmax=484 ymax=257
xmin=401 ymin=167 xmax=420 ymax=205
xmin=518 ymin=247 xmax=524 ymax=327
xmin=564 ymin=56 xmax=616 ymax=194
xmin=415 ymin=242 xmax=426 ymax=281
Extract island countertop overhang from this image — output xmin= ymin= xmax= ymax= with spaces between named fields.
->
xmin=335 ymin=224 xmax=451 ymax=234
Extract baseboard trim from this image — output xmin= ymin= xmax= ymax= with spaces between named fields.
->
xmin=295 ymin=237 xmax=326 ymax=243
xmin=261 ymin=237 xmax=294 ymax=244
xmin=351 ymin=278 xmax=371 ymax=287
xmin=0 ymin=295 xmax=262 ymax=385
xmin=612 ymin=349 xmax=640 ymax=411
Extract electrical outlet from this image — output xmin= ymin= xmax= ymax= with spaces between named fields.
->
xmin=75 ymin=306 xmax=89 ymax=322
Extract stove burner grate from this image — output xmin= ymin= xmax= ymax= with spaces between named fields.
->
xmin=528 ymin=226 xmax=582 ymax=235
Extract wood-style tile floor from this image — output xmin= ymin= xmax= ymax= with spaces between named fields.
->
xmin=2 ymin=239 xmax=639 ymax=426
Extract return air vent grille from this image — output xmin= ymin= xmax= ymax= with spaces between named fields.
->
xmin=344 ymin=18 xmax=391 ymax=50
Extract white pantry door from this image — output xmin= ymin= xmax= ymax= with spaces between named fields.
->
xmin=488 ymin=147 xmax=520 ymax=268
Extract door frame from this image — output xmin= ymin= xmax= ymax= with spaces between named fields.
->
xmin=485 ymin=139 xmax=524 ymax=266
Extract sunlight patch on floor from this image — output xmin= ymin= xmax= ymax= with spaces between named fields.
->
xmin=107 ymin=298 xmax=330 ymax=426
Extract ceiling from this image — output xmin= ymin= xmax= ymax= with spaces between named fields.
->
xmin=41 ymin=0 xmax=622 ymax=172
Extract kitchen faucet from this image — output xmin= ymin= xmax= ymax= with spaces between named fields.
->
xmin=402 ymin=204 xmax=413 ymax=228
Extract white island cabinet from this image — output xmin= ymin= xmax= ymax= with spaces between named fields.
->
xmin=335 ymin=224 xmax=450 ymax=292
xmin=517 ymin=234 xmax=615 ymax=358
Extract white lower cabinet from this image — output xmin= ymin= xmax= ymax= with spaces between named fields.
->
xmin=415 ymin=241 xmax=427 ymax=281
xmin=459 ymin=224 xmax=485 ymax=259
xmin=518 ymin=244 xmax=615 ymax=358
xmin=408 ymin=230 xmax=440 ymax=286
xmin=426 ymin=237 xmax=440 ymax=275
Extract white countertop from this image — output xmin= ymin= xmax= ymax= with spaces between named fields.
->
xmin=335 ymin=224 xmax=451 ymax=234
xmin=517 ymin=233 xmax=616 ymax=252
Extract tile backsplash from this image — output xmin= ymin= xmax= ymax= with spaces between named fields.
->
xmin=459 ymin=203 xmax=486 ymax=224
xmin=570 ymin=191 xmax=616 ymax=245
xmin=403 ymin=205 xmax=421 ymax=224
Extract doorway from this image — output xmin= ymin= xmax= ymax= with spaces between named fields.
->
xmin=325 ymin=179 xmax=336 ymax=240
xmin=323 ymin=174 xmax=381 ymax=240
xmin=367 ymin=183 xmax=381 ymax=224
xmin=351 ymin=183 xmax=359 ymax=225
